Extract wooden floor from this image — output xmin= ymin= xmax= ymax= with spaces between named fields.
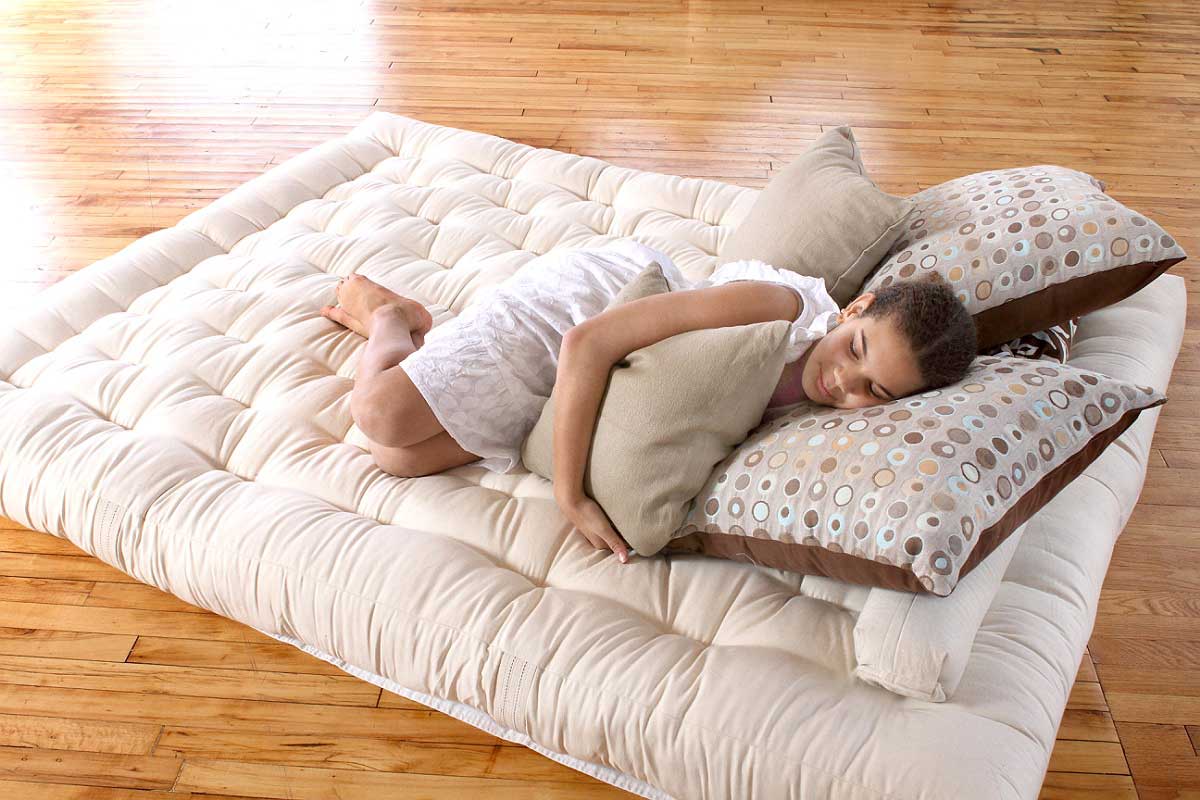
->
xmin=0 ymin=0 xmax=1196 ymax=797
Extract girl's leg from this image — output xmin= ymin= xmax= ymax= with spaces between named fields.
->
xmin=367 ymin=429 xmax=482 ymax=478
xmin=350 ymin=305 xmax=447 ymax=448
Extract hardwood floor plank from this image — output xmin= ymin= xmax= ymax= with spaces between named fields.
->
xmin=1046 ymin=740 xmax=1129 ymax=775
xmin=0 ymin=744 xmax=181 ymax=790
xmin=1068 ymin=682 xmax=1109 ymax=712
xmin=1095 ymin=665 xmax=1200 ymax=699
xmin=0 ymin=684 xmax=492 ymax=743
xmin=1098 ymin=589 xmax=1200 ymax=618
xmin=1077 ymin=652 xmax=1099 ymax=683
xmin=1037 ymin=772 xmax=1138 ymax=800
xmin=1093 ymin=613 xmax=1200 ymax=641
xmin=154 ymin=728 xmax=591 ymax=783
xmin=174 ymin=757 xmax=621 ymax=799
xmin=0 ymin=712 xmax=159 ymax=755
xmin=1115 ymin=722 xmax=1200 ymax=791
xmin=0 ymin=577 xmax=93 ymax=606
xmin=1107 ymin=693 xmax=1200 ymax=726
xmin=0 ymin=627 xmax=134 ymax=662
xmin=0 ymin=554 xmax=137 ymax=585
xmin=0 ymin=531 xmax=88 ymax=557
xmin=0 ymin=600 xmax=278 ymax=644
xmin=126 ymin=634 xmax=349 ymax=675
xmin=1094 ymin=638 xmax=1200 ymax=671
xmin=0 ymin=781 xmax=261 ymax=800
xmin=1058 ymin=709 xmax=1121 ymax=743
xmin=82 ymin=582 xmax=208 ymax=613
xmin=0 ymin=654 xmax=381 ymax=706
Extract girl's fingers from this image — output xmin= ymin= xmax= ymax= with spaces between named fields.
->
xmin=585 ymin=524 xmax=628 ymax=563
xmin=567 ymin=499 xmax=630 ymax=563
xmin=579 ymin=530 xmax=603 ymax=550
xmin=321 ymin=305 xmax=368 ymax=337
xmin=597 ymin=529 xmax=629 ymax=563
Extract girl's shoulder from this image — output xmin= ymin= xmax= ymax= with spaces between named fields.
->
xmin=705 ymin=259 xmax=839 ymax=308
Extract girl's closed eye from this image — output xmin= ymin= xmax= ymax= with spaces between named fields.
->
xmin=849 ymin=334 xmax=886 ymax=400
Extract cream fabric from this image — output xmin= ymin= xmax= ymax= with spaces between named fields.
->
xmin=0 ymin=110 xmax=1186 ymax=800
xmin=521 ymin=262 xmax=791 ymax=556
xmin=719 ymin=125 xmax=915 ymax=305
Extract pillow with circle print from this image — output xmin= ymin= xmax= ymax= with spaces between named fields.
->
xmin=860 ymin=165 xmax=1186 ymax=350
xmin=664 ymin=355 xmax=1165 ymax=596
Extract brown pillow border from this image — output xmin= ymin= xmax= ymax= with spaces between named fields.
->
xmin=971 ymin=257 xmax=1185 ymax=350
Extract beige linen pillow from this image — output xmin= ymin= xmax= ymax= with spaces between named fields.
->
xmin=665 ymin=355 xmax=1166 ymax=596
xmin=719 ymin=126 xmax=916 ymax=306
xmin=521 ymin=263 xmax=791 ymax=557
xmin=862 ymin=165 xmax=1187 ymax=349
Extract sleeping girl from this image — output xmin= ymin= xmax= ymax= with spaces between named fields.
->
xmin=319 ymin=238 xmax=977 ymax=563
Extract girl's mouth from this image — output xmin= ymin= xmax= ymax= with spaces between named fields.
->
xmin=818 ymin=371 xmax=832 ymax=401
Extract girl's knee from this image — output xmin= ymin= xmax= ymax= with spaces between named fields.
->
xmin=351 ymin=364 xmax=442 ymax=448
xmin=351 ymin=383 xmax=406 ymax=448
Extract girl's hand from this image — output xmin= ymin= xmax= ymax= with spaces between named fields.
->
xmin=557 ymin=492 xmax=631 ymax=564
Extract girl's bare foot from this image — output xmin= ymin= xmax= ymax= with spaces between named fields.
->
xmin=320 ymin=273 xmax=433 ymax=342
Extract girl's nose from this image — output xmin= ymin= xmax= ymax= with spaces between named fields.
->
xmin=831 ymin=365 xmax=848 ymax=399
xmin=834 ymin=364 xmax=860 ymax=399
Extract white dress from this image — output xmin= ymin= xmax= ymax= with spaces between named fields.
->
xmin=398 ymin=238 xmax=841 ymax=474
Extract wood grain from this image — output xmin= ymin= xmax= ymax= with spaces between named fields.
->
xmin=0 ymin=0 xmax=1196 ymax=797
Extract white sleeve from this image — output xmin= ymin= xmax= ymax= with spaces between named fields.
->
xmin=598 ymin=237 xmax=692 ymax=292
xmin=699 ymin=259 xmax=842 ymax=361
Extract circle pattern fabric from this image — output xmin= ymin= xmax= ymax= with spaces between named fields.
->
xmin=676 ymin=355 xmax=1165 ymax=596
xmin=862 ymin=165 xmax=1185 ymax=329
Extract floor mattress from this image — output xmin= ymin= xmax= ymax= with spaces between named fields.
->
xmin=0 ymin=111 xmax=1186 ymax=799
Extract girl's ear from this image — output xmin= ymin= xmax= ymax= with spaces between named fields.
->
xmin=843 ymin=291 xmax=876 ymax=319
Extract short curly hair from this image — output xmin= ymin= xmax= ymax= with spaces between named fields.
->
xmin=861 ymin=273 xmax=977 ymax=390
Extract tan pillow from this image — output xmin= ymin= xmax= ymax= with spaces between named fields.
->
xmin=719 ymin=126 xmax=916 ymax=306
xmin=521 ymin=263 xmax=791 ymax=557
xmin=862 ymin=165 xmax=1187 ymax=349
xmin=665 ymin=355 xmax=1165 ymax=596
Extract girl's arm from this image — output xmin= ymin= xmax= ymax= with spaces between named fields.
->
xmin=552 ymin=280 xmax=801 ymax=518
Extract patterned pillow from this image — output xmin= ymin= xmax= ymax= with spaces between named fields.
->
xmin=664 ymin=356 xmax=1165 ymax=596
xmin=861 ymin=165 xmax=1186 ymax=350
xmin=983 ymin=319 xmax=1077 ymax=364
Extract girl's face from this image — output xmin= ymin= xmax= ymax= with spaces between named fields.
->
xmin=797 ymin=293 xmax=926 ymax=409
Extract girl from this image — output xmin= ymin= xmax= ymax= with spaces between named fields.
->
xmin=320 ymin=239 xmax=976 ymax=564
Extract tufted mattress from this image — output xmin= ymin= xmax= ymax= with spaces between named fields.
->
xmin=0 ymin=111 xmax=1186 ymax=799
